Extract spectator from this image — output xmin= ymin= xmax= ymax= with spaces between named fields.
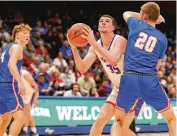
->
xmin=35 ymin=40 xmax=48 ymax=57
xmin=60 ymin=40 xmax=72 ymax=59
xmin=53 ymin=51 xmax=68 ymax=72
xmin=50 ymin=80 xmax=65 ymax=96
xmin=34 ymin=20 xmax=46 ymax=35
xmin=36 ymin=73 xmax=53 ymax=96
xmin=35 ymin=63 xmax=50 ymax=83
xmin=77 ymin=72 xmax=96 ymax=96
xmin=49 ymin=67 xmax=64 ymax=85
xmin=89 ymin=87 xmax=99 ymax=97
xmin=168 ymin=87 xmax=176 ymax=98
xmin=29 ymin=56 xmax=40 ymax=74
xmin=64 ymin=83 xmax=82 ymax=97
xmin=60 ymin=66 xmax=75 ymax=90
xmin=97 ymin=79 xmax=110 ymax=97
xmin=94 ymin=74 xmax=103 ymax=89
xmin=73 ymin=66 xmax=82 ymax=82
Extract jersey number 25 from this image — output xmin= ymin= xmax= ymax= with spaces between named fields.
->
xmin=135 ymin=32 xmax=157 ymax=52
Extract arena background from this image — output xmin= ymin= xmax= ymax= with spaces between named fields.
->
xmin=0 ymin=1 xmax=176 ymax=136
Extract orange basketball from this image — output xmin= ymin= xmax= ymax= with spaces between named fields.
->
xmin=67 ymin=23 xmax=88 ymax=47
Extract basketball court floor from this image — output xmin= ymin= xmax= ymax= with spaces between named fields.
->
xmin=61 ymin=133 xmax=168 ymax=136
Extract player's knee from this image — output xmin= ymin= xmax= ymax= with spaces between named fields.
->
xmin=166 ymin=114 xmax=176 ymax=125
xmin=94 ymin=113 xmax=109 ymax=127
xmin=115 ymin=118 xmax=123 ymax=127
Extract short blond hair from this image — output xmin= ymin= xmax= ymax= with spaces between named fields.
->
xmin=11 ymin=24 xmax=32 ymax=41
xmin=141 ymin=2 xmax=160 ymax=22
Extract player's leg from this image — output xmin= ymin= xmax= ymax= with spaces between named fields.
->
xmin=106 ymin=90 xmax=122 ymax=136
xmin=141 ymin=76 xmax=176 ymax=136
xmin=89 ymin=102 xmax=115 ymax=136
xmin=111 ymin=101 xmax=144 ymax=136
xmin=0 ymin=85 xmax=13 ymax=135
xmin=114 ymin=108 xmax=125 ymax=136
xmin=0 ymin=114 xmax=12 ymax=136
xmin=122 ymin=111 xmax=137 ymax=136
xmin=29 ymin=107 xmax=38 ymax=135
xmin=89 ymin=89 xmax=118 ymax=136
xmin=23 ymin=104 xmax=31 ymax=134
xmin=111 ymin=120 xmax=123 ymax=136
xmin=29 ymin=115 xmax=38 ymax=134
xmin=9 ymin=109 xmax=25 ymax=136
xmin=160 ymin=107 xmax=176 ymax=136
xmin=116 ymin=74 xmax=140 ymax=136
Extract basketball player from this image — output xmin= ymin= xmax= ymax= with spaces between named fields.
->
xmin=67 ymin=14 xmax=145 ymax=136
xmin=0 ymin=24 xmax=31 ymax=136
xmin=20 ymin=68 xmax=39 ymax=135
xmin=115 ymin=2 xmax=176 ymax=136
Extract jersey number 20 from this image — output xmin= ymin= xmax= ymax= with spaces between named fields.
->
xmin=135 ymin=32 xmax=157 ymax=52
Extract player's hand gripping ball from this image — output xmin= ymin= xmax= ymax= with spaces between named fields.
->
xmin=67 ymin=23 xmax=89 ymax=47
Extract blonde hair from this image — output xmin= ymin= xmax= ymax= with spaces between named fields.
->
xmin=141 ymin=2 xmax=160 ymax=22
xmin=11 ymin=24 xmax=32 ymax=41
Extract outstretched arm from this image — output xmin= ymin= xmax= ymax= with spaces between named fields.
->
xmin=123 ymin=11 xmax=165 ymax=23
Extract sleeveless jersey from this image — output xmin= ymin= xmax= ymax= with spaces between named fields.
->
xmin=0 ymin=42 xmax=23 ymax=82
xmin=124 ymin=17 xmax=168 ymax=74
xmin=95 ymin=35 xmax=124 ymax=90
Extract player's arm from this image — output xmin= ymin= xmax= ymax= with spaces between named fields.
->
xmin=82 ymin=27 xmax=127 ymax=66
xmin=23 ymin=70 xmax=39 ymax=97
xmin=156 ymin=59 xmax=163 ymax=71
xmin=89 ymin=36 xmax=126 ymax=66
xmin=123 ymin=11 xmax=165 ymax=24
xmin=67 ymin=36 xmax=97 ymax=73
xmin=123 ymin=11 xmax=141 ymax=22
xmin=8 ymin=45 xmax=23 ymax=83
xmin=156 ymin=15 xmax=165 ymax=24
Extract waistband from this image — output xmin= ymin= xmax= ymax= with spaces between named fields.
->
xmin=123 ymin=70 xmax=157 ymax=76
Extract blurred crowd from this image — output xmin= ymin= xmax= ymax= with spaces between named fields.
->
xmin=0 ymin=10 xmax=176 ymax=98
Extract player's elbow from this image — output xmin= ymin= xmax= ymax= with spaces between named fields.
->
xmin=123 ymin=11 xmax=130 ymax=22
xmin=110 ymin=60 xmax=117 ymax=67
xmin=77 ymin=63 xmax=89 ymax=74
xmin=78 ymin=68 xmax=87 ymax=74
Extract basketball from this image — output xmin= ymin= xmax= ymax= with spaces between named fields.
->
xmin=67 ymin=23 xmax=88 ymax=47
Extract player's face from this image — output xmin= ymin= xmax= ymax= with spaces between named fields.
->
xmin=98 ymin=17 xmax=115 ymax=33
xmin=16 ymin=29 xmax=30 ymax=45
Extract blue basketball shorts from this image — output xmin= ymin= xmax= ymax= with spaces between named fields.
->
xmin=116 ymin=74 xmax=170 ymax=114
xmin=0 ymin=81 xmax=24 ymax=116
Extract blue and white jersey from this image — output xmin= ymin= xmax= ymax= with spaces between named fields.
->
xmin=124 ymin=17 xmax=168 ymax=74
xmin=0 ymin=42 xmax=23 ymax=82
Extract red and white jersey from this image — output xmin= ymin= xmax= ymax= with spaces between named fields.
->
xmin=95 ymin=35 xmax=124 ymax=91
